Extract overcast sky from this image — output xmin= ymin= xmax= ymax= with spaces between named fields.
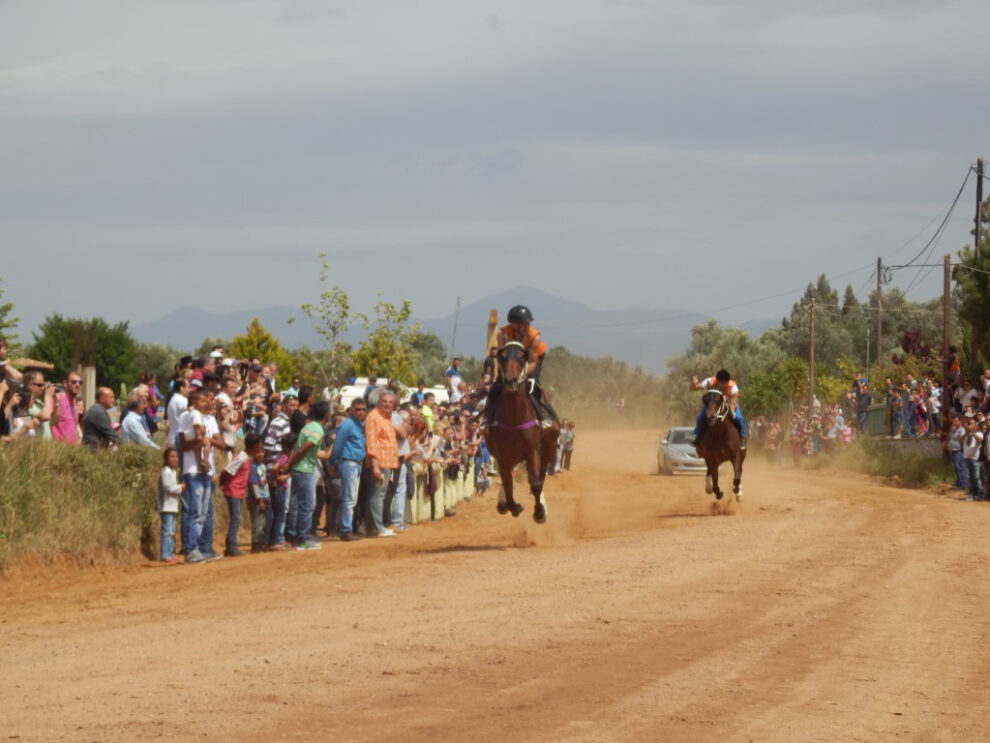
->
xmin=2 ymin=0 xmax=988 ymax=342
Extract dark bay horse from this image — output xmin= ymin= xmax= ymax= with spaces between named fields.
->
xmin=485 ymin=342 xmax=560 ymax=523
xmin=695 ymin=389 xmax=746 ymax=501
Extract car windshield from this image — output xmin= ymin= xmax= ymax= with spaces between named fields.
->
xmin=669 ymin=430 xmax=693 ymax=445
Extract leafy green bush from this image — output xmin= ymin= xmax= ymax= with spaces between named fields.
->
xmin=0 ymin=441 xmax=160 ymax=569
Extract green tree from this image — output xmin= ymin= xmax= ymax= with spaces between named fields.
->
xmin=775 ymin=275 xmax=852 ymax=371
xmin=954 ymin=198 xmax=990 ymax=376
xmin=30 ymin=315 xmax=137 ymax=389
xmin=408 ymin=331 xmax=448 ymax=384
xmin=133 ymin=342 xmax=182 ymax=388
xmin=299 ymin=252 xmax=354 ymax=386
xmin=350 ymin=296 xmax=419 ymax=383
xmin=229 ymin=318 xmax=295 ymax=388
xmin=0 ymin=278 xmax=18 ymax=346
xmin=195 ymin=336 xmax=229 ymax=358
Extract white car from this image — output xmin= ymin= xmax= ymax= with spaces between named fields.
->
xmin=401 ymin=386 xmax=449 ymax=405
xmin=658 ymin=426 xmax=706 ymax=475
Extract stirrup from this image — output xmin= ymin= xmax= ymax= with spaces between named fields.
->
xmin=540 ymin=418 xmax=553 ymax=430
xmin=740 ymin=438 xmax=747 ymax=450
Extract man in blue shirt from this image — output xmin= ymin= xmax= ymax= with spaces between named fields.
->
xmin=328 ymin=398 xmax=368 ymax=540
xmin=120 ymin=393 xmax=160 ymax=449
xmin=445 ymin=358 xmax=462 ymax=396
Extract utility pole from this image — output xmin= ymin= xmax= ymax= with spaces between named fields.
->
xmin=809 ymin=298 xmax=816 ymax=412
xmin=976 ymin=157 xmax=984 ymax=261
xmin=943 ymin=254 xmax=951 ymax=425
xmin=875 ymin=256 xmax=883 ymax=367
xmin=866 ymin=325 xmax=870 ymax=387
xmin=449 ymin=296 xmax=461 ymax=358
xmin=972 ymin=158 xmax=984 ymax=379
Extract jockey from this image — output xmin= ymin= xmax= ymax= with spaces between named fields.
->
xmin=482 ymin=305 xmax=559 ymax=429
xmin=690 ymin=369 xmax=746 ymax=449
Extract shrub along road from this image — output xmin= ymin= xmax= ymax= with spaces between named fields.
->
xmin=1 ymin=430 xmax=987 ymax=742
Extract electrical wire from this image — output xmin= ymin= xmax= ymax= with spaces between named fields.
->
xmin=898 ymin=167 xmax=972 ymax=269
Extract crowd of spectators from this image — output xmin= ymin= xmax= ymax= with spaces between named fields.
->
xmin=0 ymin=342 xmax=577 ymax=564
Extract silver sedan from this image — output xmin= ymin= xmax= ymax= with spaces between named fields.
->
xmin=658 ymin=427 xmax=706 ymax=475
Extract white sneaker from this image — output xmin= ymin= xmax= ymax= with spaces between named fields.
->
xmin=377 ymin=528 xmax=397 ymax=538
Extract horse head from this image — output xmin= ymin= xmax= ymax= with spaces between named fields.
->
xmin=702 ymin=389 xmax=729 ymax=426
xmin=498 ymin=341 xmax=528 ymax=391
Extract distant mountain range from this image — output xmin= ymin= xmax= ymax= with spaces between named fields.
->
xmin=130 ymin=286 xmax=778 ymax=374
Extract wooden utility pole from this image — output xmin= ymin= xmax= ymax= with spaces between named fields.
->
xmin=809 ymin=298 xmax=816 ymax=412
xmin=971 ymin=158 xmax=983 ymax=378
xmin=449 ymin=296 xmax=461 ymax=357
xmin=875 ymin=256 xmax=883 ymax=366
xmin=976 ymin=157 xmax=984 ymax=260
xmin=943 ymin=254 xmax=951 ymax=423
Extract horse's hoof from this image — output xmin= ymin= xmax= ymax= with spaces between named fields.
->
xmin=510 ymin=503 xmax=524 ymax=518
xmin=715 ymin=491 xmax=723 ymax=501
xmin=705 ymin=480 xmax=713 ymax=495
xmin=533 ymin=503 xmax=546 ymax=523
xmin=735 ymin=493 xmax=743 ymax=502
xmin=496 ymin=503 xmax=508 ymax=515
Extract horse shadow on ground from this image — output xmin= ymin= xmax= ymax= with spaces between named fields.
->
xmin=412 ymin=544 xmax=512 ymax=556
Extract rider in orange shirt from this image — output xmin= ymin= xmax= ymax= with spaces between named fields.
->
xmin=482 ymin=305 xmax=558 ymax=429
xmin=690 ymin=368 xmax=746 ymax=449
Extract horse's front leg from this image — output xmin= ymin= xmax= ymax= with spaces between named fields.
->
xmin=710 ymin=463 xmax=723 ymax=500
xmin=526 ymin=450 xmax=547 ymax=524
xmin=496 ymin=461 xmax=524 ymax=518
xmin=732 ymin=456 xmax=744 ymax=500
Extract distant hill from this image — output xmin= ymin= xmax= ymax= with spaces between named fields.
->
xmin=131 ymin=287 xmax=770 ymax=374
xmin=418 ymin=286 xmax=708 ymax=373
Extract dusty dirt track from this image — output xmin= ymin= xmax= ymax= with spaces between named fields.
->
xmin=3 ymin=429 xmax=990 ymax=742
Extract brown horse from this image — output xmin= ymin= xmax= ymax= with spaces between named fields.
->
xmin=695 ymin=389 xmax=746 ymax=501
xmin=485 ymin=342 xmax=560 ymax=523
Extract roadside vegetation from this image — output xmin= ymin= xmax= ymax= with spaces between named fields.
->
xmin=0 ymin=441 xmax=159 ymax=569
xmin=803 ymin=439 xmax=954 ymax=490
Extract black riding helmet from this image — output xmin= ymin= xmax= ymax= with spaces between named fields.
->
xmin=507 ymin=305 xmax=534 ymax=323
xmin=715 ymin=369 xmax=731 ymax=382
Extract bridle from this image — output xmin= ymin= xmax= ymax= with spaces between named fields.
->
xmin=498 ymin=341 xmax=528 ymax=392
xmin=703 ymin=389 xmax=731 ymax=425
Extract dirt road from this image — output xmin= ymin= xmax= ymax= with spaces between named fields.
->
xmin=3 ymin=429 xmax=990 ymax=742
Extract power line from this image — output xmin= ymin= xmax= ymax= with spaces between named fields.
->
xmin=898 ymin=167 xmax=972 ymax=269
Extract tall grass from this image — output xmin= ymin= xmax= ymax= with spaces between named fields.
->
xmin=0 ymin=441 xmax=160 ymax=569
xmin=804 ymin=438 xmax=954 ymax=489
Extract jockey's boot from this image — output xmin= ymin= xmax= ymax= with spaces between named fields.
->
xmin=692 ymin=422 xmax=707 ymax=449
xmin=532 ymin=385 xmax=559 ymax=429
xmin=480 ymin=386 xmax=501 ymax=432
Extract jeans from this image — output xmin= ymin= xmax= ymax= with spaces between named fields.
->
xmin=160 ymin=512 xmax=176 ymax=560
xmin=225 ymin=496 xmax=242 ymax=552
xmin=337 ymin=460 xmax=361 ymax=534
xmin=385 ymin=461 xmax=407 ymax=527
xmin=325 ymin=475 xmax=342 ymax=536
xmin=267 ymin=484 xmax=288 ymax=546
xmin=182 ymin=473 xmax=213 ymax=556
xmin=202 ymin=479 xmax=215 ymax=554
xmin=180 ymin=478 xmax=193 ymax=555
xmin=288 ymin=470 xmax=317 ymax=545
xmin=966 ymin=460 xmax=984 ymax=500
xmin=901 ymin=406 xmax=914 ymax=436
xmin=951 ymin=450 xmax=967 ymax=489
xmin=247 ymin=498 xmax=269 ymax=548
xmin=367 ymin=467 xmax=392 ymax=533
xmin=858 ymin=411 xmax=868 ymax=433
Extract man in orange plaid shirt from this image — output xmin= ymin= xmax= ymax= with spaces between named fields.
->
xmin=363 ymin=389 xmax=399 ymax=537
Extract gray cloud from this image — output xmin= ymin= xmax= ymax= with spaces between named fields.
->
xmin=0 ymin=0 xmax=986 ymax=339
